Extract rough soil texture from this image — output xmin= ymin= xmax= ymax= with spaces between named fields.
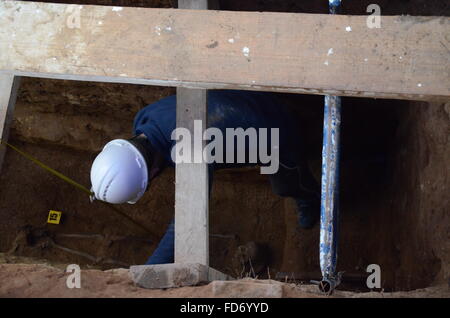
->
xmin=0 ymin=262 xmax=448 ymax=298
xmin=0 ymin=0 xmax=449 ymax=295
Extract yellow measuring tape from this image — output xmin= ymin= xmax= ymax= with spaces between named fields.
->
xmin=0 ymin=139 xmax=93 ymax=195
xmin=0 ymin=139 xmax=154 ymax=235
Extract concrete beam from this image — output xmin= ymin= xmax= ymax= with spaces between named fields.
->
xmin=175 ymin=88 xmax=209 ymax=265
xmin=0 ymin=74 xmax=20 ymax=172
xmin=174 ymin=0 xmax=210 ymax=266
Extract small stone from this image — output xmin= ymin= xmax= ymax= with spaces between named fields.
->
xmin=211 ymin=279 xmax=283 ymax=298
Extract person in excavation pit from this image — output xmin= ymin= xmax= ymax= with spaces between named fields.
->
xmin=89 ymin=90 xmax=320 ymax=265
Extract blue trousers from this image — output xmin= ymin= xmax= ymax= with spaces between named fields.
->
xmin=145 ymin=219 xmax=175 ymax=264
xmin=145 ymin=163 xmax=319 ymax=265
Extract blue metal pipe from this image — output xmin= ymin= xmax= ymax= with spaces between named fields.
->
xmin=318 ymin=0 xmax=342 ymax=294
xmin=329 ymin=0 xmax=342 ymax=14
xmin=319 ymin=95 xmax=342 ymax=293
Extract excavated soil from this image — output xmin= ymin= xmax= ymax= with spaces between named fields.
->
xmin=0 ymin=261 xmax=448 ymax=298
xmin=0 ymin=0 xmax=449 ymax=295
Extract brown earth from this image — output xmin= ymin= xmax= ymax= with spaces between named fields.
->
xmin=0 ymin=0 xmax=449 ymax=295
xmin=0 ymin=261 xmax=448 ymax=298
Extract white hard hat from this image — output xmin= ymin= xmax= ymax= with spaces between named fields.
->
xmin=90 ymin=139 xmax=148 ymax=204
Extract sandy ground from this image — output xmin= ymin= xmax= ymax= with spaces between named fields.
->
xmin=0 ymin=261 xmax=448 ymax=298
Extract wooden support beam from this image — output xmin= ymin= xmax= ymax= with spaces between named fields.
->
xmin=175 ymin=0 xmax=209 ymax=266
xmin=0 ymin=74 xmax=20 ymax=173
xmin=0 ymin=1 xmax=449 ymax=101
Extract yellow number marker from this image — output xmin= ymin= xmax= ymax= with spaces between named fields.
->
xmin=47 ymin=210 xmax=62 ymax=224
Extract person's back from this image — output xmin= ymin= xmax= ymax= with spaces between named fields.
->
xmin=133 ymin=90 xmax=303 ymax=170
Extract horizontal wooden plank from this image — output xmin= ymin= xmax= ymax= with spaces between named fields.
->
xmin=0 ymin=1 xmax=449 ymax=101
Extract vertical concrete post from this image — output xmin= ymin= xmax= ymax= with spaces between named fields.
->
xmin=175 ymin=0 xmax=211 ymax=266
xmin=175 ymin=87 xmax=209 ymax=265
xmin=0 ymin=74 xmax=21 ymax=173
